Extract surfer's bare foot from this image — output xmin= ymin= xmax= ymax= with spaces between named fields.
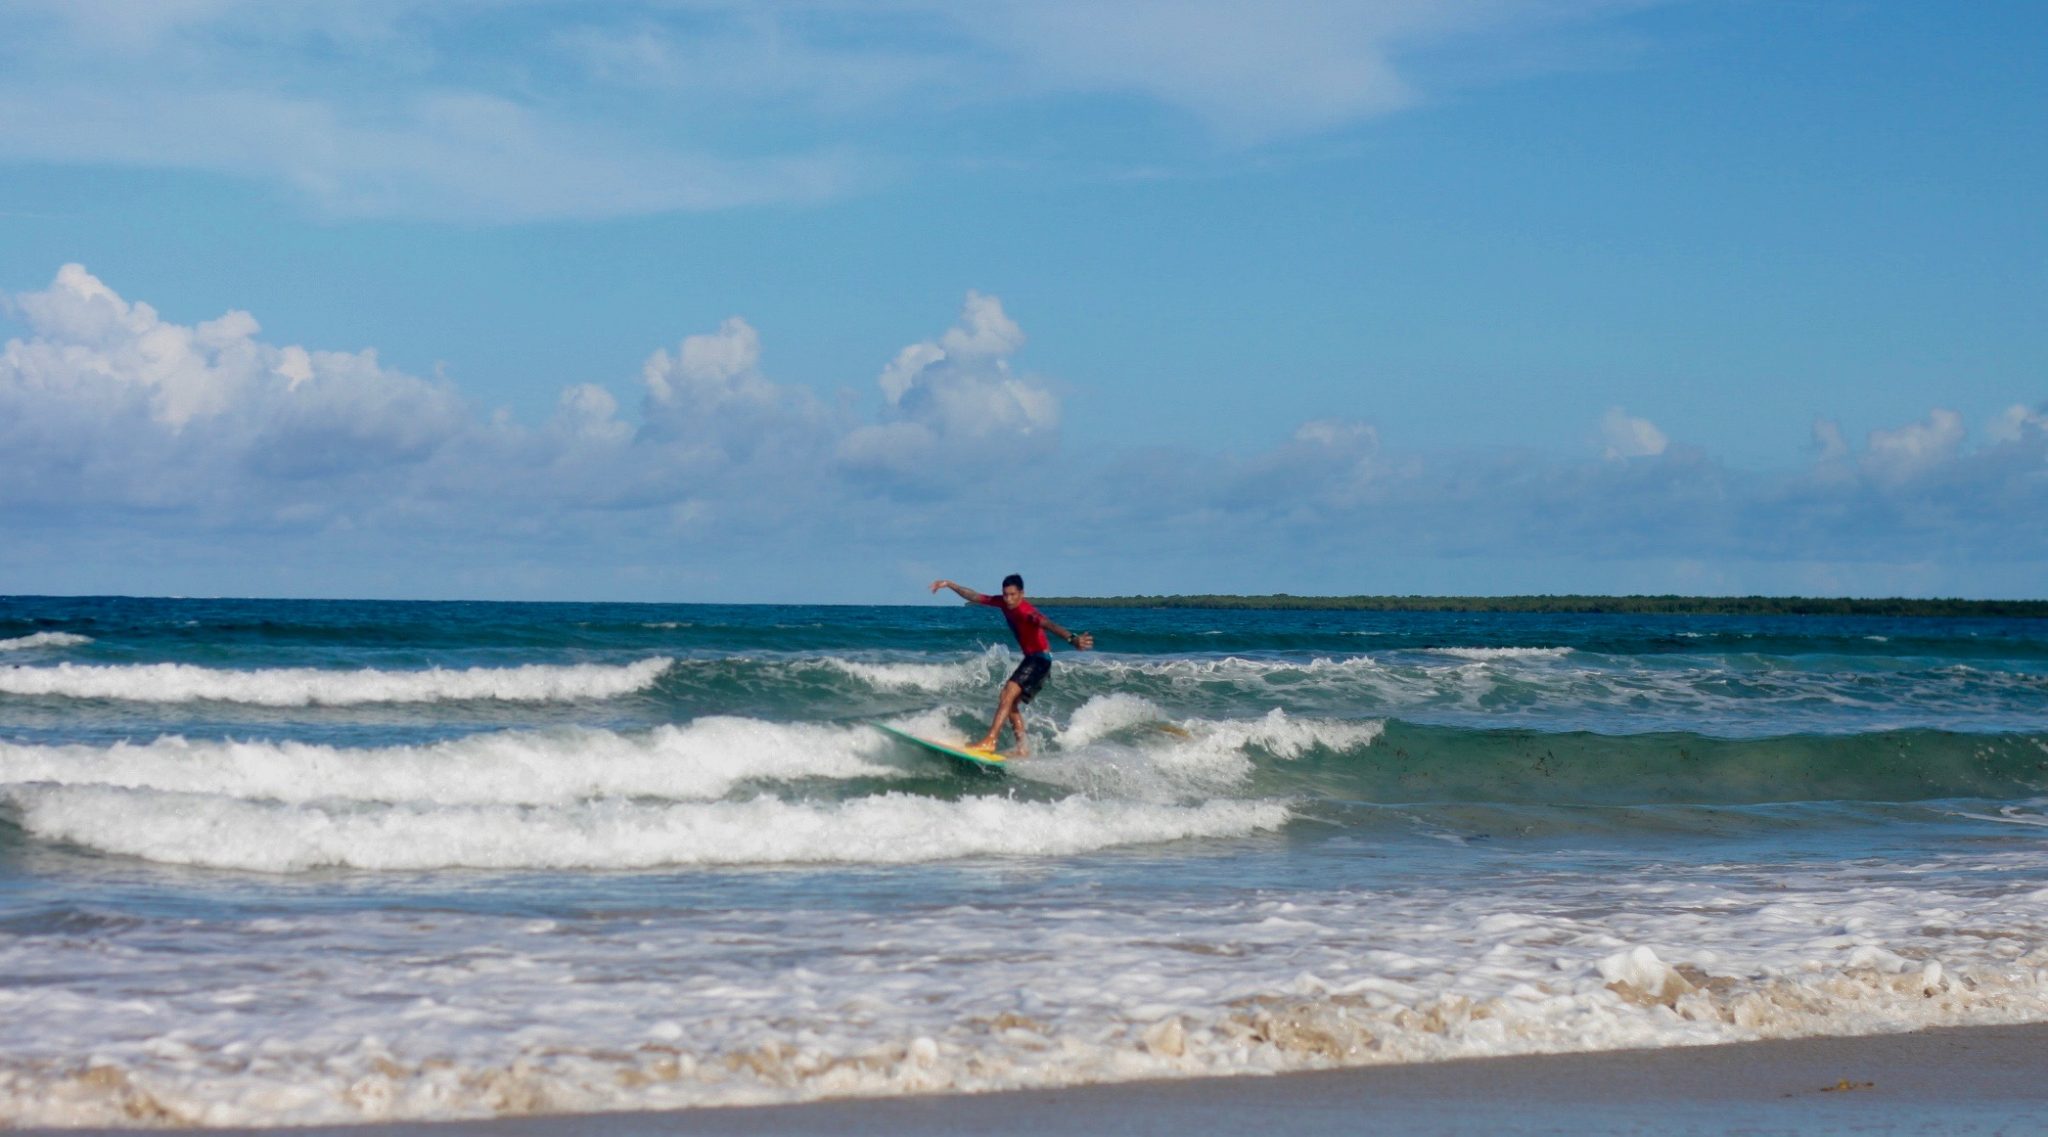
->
xmin=974 ymin=736 xmax=999 ymax=752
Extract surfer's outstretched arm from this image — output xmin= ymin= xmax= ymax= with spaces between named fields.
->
xmin=930 ymin=579 xmax=984 ymax=603
xmin=1040 ymin=615 xmax=1093 ymax=651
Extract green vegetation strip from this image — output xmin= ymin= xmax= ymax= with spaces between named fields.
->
xmin=1032 ymin=595 xmax=2048 ymax=618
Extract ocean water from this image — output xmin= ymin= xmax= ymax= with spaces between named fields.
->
xmin=2 ymin=596 xmax=2046 ymax=1127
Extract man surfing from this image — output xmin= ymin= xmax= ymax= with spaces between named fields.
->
xmin=930 ymin=574 xmax=1093 ymax=757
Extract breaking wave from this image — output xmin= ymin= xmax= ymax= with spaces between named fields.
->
xmin=0 ymin=658 xmax=674 ymax=706
xmin=0 ymin=632 xmax=92 ymax=652
xmin=0 ymin=718 xmax=899 ymax=807
xmin=3 ymin=785 xmax=1288 ymax=872
xmin=1423 ymin=646 xmax=1574 ymax=660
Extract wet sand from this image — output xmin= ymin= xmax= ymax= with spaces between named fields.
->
xmin=26 ymin=1022 xmax=2048 ymax=1137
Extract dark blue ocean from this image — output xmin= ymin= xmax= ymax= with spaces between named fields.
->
xmin=3 ymin=596 xmax=2046 ymax=1125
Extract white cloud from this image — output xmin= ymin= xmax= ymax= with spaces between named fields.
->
xmin=1863 ymin=407 xmax=1964 ymax=481
xmin=1600 ymin=407 xmax=1667 ymax=460
xmin=563 ymin=0 xmax=1647 ymax=144
xmin=3 ymin=263 xmax=461 ymax=439
xmin=1988 ymin=403 xmax=2048 ymax=445
xmin=0 ymin=1 xmax=1656 ymax=221
xmin=0 ymin=266 xmax=479 ymax=513
xmin=643 ymin=317 xmax=772 ymax=410
xmin=842 ymin=291 xmax=1056 ymax=473
xmin=0 ymin=269 xmax=1058 ymax=527
xmin=6 ymin=265 xmax=2045 ymax=601
xmin=552 ymin=383 xmax=631 ymax=445
xmin=0 ymin=85 xmax=854 ymax=222
xmin=937 ymin=291 xmax=1028 ymax=359
xmin=832 ymin=420 xmax=937 ymax=473
xmin=634 ymin=315 xmax=837 ymax=478
xmin=877 ymin=342 xmax=946 ymax=405
xmin=981 ymin=1 xmax=1419 ymax=142
xmin=10 ymin=263 xmax=244 ymax=428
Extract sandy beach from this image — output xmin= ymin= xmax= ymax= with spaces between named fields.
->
xmin=21 ymin=1022 xmax=2042 ymax=1137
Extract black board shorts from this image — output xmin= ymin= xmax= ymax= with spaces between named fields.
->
xmin=1007 ymin=652 xmax=1053 ymax=704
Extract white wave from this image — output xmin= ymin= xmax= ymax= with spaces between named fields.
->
xmin=1423 ymin=646 xmax=1574 ymax=661
xmin=0 ymin=718 xmax=900 ymax=807
xmin=1058 ymin=692 xmax=1176 ymax=746
xmin=1053 ymin=695 xmax=1383 ymax=760
xmin=0 ymin=631 xmax=92 ymax=651
xmin=1046 ymin=694 xmax=1249 ymax=794
xmin=1155 ymin=709 xmax=1380 ymax=794
xmin=1203 ymin=706 xmax=1386 ymax=758
xmin=819 ymin=645 xmax=1009 ymax=693
xmin=0 ymin=657 xmax=673 ymax=705
xmin=1085 ymin=654 xmax=1394 ymax=684
xmin=1950 ymin=805 xmax=2048 ymax=829
xmin=3 ymin=786 xmax=1290 ymax=872
xmin=1040 ymin=698 xmax=1386 ymax=801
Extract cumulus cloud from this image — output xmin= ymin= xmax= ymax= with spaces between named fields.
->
xmin=551 ymin=384 xmax=631 ymax=445
xmin=0 ymin=265 xmax=1063 ymax=547
xmin=0 ymin=264 xmax=469 ymax=510
xmin=1863 ymin=407 xmax=1965 ymax=482
xmin=4 ymin=264 xmax=2044 ymax=601
xmin=1988 ymin=403 xmax=2048 ymax=445
xmin=841 ymin=291 xmax=1056 ymax=474
xmin=11 ymin=264 xmax=253 ymax=428
xmin=632 ymin=316 xmax=841 ymax=482
xmin=1600 ymin=407 xmax=1668 ymax=459
xmin=642 ymin=317 xmax=773 ymax=411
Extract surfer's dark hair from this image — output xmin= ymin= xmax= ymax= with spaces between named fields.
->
xmin=1003 ymin=573 xmax=1025 ymax=591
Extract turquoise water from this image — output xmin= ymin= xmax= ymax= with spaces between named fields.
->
xmin=3 ymin=596 xmax=2046 ymax=1125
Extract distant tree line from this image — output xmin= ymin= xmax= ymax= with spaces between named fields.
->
xmin=1032 ymin=594 xmax=2048 ymax=618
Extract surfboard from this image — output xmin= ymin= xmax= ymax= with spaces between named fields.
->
xmin=872 ymin=722 xmax=1008 ymax=772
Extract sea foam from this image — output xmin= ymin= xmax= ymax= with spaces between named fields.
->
xmin=0 ymin=657 xmax=673 ymax=705
xmin=2 ymin=849 xmax=2044 ymax=1127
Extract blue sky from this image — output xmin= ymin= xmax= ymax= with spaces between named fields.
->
xmin=1 ymin=0 xmax=2042 ymax=603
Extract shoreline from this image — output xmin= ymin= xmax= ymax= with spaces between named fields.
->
xmin=26 ymin=1022 xmax=2048 ymax=1136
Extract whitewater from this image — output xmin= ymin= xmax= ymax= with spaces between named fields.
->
xmin=2 ymin=595 xmax=2046 ymax=1126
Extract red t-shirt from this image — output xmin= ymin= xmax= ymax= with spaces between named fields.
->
xmin=977 ymin=594 xmax=1051 ymax=655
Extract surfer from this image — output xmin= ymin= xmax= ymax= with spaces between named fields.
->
xmin=930 ymin=574 xmax=1093 ymax=756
